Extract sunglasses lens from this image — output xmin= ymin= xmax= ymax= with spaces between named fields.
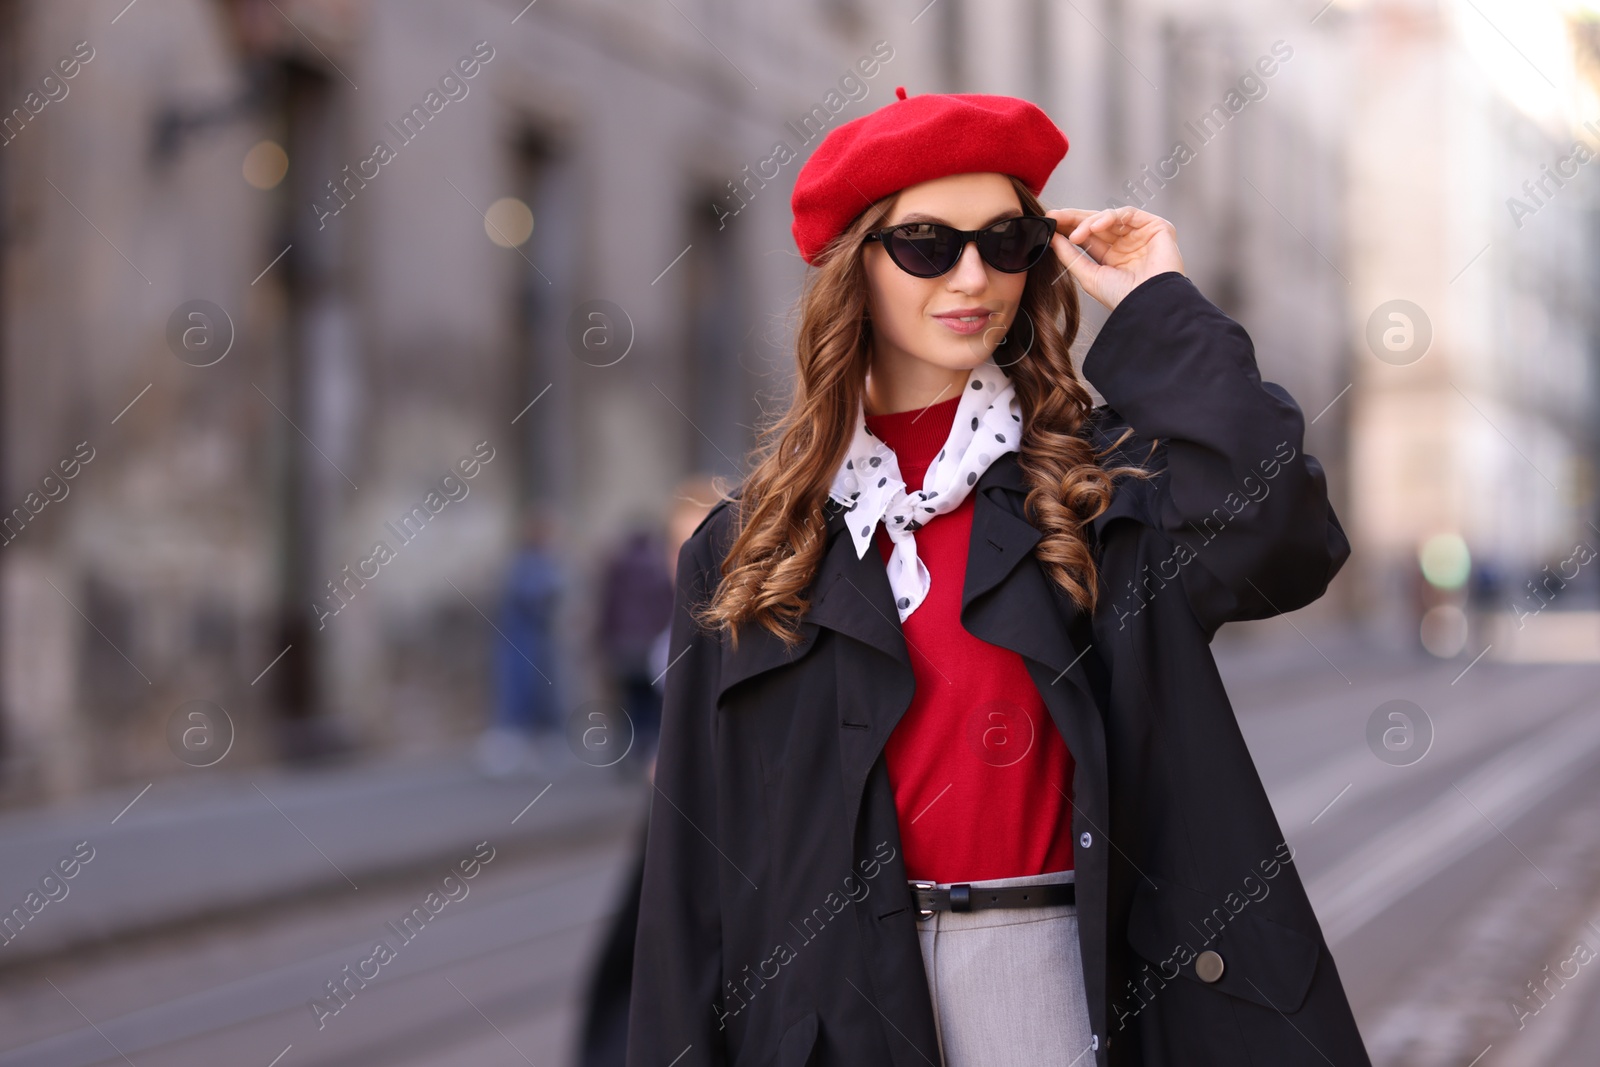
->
xmin=977 ymin=217 xmax=1055 ymax=272
xmin=883 ymin=223 xmax=961 ymax=278
xmin=878 ymin=217 xmax=1055 ymax=277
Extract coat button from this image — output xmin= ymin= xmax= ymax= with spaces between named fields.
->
xmin=1195 ymin=950 xmax=1225 ymax=983
xmin=1079 ymin=831 xmax=1092 ymax=848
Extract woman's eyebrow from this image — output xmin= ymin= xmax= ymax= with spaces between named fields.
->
xmin=891 ymin=208 xmax=1025 ymax=227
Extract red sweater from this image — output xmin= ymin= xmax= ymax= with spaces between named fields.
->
xmin=864 ymin=394 xmax=1076 ymax=884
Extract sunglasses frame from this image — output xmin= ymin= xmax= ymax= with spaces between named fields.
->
xmin=862 ymin=214 xmax=1059 ymax=278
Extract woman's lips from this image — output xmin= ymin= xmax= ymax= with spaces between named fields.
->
xmin=933 ymin=311 xmax=991 ymax=335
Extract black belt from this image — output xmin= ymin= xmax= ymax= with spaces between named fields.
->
xmin=909 ymin=879 xmax=1075 ymax=920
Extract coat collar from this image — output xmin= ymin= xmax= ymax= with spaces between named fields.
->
xmin=713 ymin=447 xmax=1139 ymax=706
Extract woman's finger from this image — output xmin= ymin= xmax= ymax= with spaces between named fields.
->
xmin=1071 ymin=206 xmax=1149 ymax=244
xmin=1063 ymin=226 xmax=1115 ymax=267
xmin=1049 ymin=207 xmax=1114 ymax=243
xmin=1051 ymin=233 xmax=1102 ymax=287
xmin=1068 ymin=207 xmax=1122 ymax=243
xmin=1046 ymin=207 xmax=1098 ymax=230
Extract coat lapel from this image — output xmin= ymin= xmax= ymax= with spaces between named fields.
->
xmin=957 ymin=453 xmax=1106 ymax=780
xmin=710 ymin=502 xmax=905 ymax=709
xmin=961 ymin=455 xmax=1088 ymax=678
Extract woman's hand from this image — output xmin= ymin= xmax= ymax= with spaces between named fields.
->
xmin=1046 ymin=207 xmax=1186 ymax=312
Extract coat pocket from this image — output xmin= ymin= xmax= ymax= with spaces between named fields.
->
xmin=1124 ymin=872 xmax=1319 ymax=1013
xmin=738 ymin=1010 xmax=820 ymax=1067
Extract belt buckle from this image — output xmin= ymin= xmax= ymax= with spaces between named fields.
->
xmin=910 ymin=880 xmax=937 ymax=921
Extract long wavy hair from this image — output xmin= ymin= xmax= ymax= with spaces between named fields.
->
xmin=695 ymin=175 xmax=1153 ymax=650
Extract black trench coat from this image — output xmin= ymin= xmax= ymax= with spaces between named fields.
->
xmin=626 ymin=271 xmax=1372 ymax=1067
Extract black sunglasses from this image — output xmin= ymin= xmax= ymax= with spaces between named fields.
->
xmin=863 ymin=214 xmax=1058 ymax=278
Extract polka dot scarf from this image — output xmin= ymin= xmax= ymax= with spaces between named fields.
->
xmin=827 ymin=356 xmax=1023 ymax=622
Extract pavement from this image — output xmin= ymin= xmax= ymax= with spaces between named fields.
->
xmin=0 ymin=733 xmax=649 ymax=970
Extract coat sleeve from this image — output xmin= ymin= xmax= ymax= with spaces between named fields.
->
xmin=1081 ymin=270 xmax=1351 ymax=638
xmin=626 ymin=525 xmax=729 ymax=1067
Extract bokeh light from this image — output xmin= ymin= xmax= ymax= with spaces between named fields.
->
xmin=1420 ymin=604 xmax=1470 ymax=658
xmin=242 ymin=140 xmax=288 ymax=190
xmin=485 ymin=197 xmax=534 ymax=247
xmin=1419 ymin=533 xmax=1472 ymax=590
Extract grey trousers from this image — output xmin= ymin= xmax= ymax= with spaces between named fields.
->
xmin=912 ymin=868 xmax=1096 ymax=1066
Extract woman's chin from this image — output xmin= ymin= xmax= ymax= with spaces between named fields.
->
xmin=927 ymin=337 xmax=1000 ymax=367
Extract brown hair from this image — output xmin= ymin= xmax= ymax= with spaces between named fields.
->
xmin=695 ymin=176 xmax=1152 ymax=650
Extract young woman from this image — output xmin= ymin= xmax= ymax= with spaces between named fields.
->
xmin=627 ymin=87 xmax=1371 ymax=1067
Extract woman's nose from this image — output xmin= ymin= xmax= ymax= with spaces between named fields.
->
xmin=947 ymin=241 xmax=989 ymax=289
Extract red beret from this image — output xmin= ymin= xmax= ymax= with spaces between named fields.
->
xmin=790 ymin=85 xmax=1068 ymax=266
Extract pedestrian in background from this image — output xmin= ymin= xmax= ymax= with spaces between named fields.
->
xmin=593 ymin=519 xmax=675 ymax=776
xmin=476 ymin=502 xmax=567 ymax=778
xmin=1466 ymin=554 xmax=1502 ymax=652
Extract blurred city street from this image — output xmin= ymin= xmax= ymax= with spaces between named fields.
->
xmin=0 ymin=740 xmax=650 ymax=1066
xmin=1224 ymin=623 xmax=1600 ymax=1067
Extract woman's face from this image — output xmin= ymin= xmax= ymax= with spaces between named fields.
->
xmin=862 ymin=171 xmax=1031 ymax=378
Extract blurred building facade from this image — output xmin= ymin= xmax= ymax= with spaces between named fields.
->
xmin=0 ymin=0 xmax=925 ymax=800
xmin=1 ymin=0 xmax=1597 ymax=802
xmin=1342 ymin=0 xmax=1600 ymax=640
xmin=1036 ymin=0 xmax=1600 ymax=646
